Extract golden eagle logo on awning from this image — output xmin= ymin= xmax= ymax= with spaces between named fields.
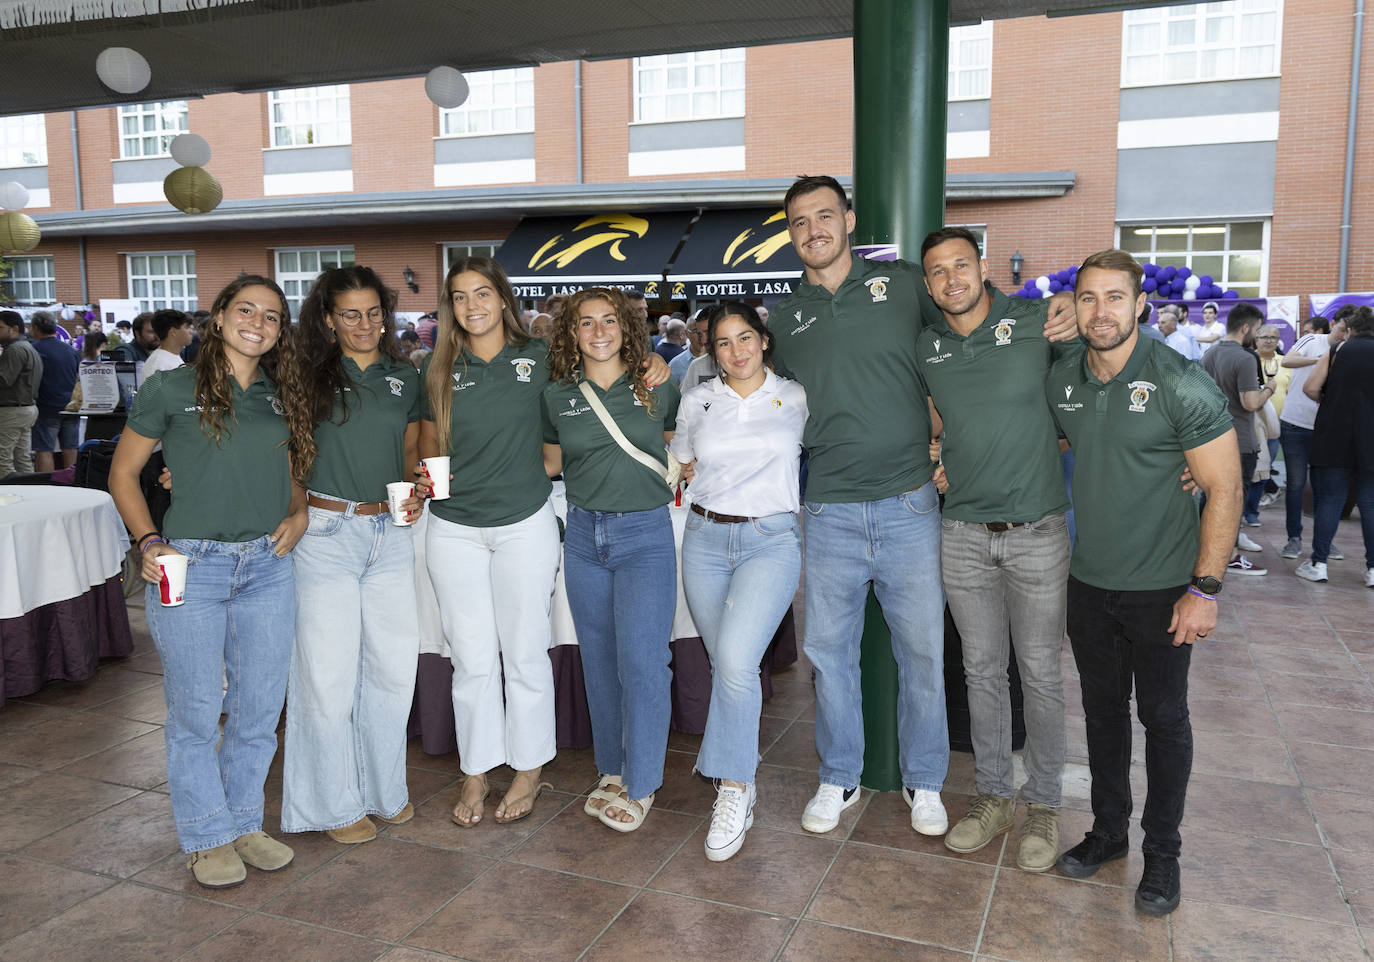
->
xmin=723 ymin=210 xmax=790 ymax=268
xmin=528 ymin=214 xmax=650 ymax=270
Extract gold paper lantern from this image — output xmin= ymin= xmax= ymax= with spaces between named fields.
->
xmin=163 ymin=166 xmax=223 ymax=215
xmin=0 ymin=211 xmax=41 ymax=252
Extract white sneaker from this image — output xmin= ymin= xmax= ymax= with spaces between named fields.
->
xmin=1329 ymin=545 xmax=1345 ymax=561
xmin=705 ymin=782 xmax=756 ymax=862
xmin=1295 ymin=560 xmax=1328 ymax=582
xmin=1237 ymin=532 xmax=1263 ymax=552
xmin=1365 ymin=568 xmax=1374 ymax=589
xmin=801 ymin=783 xmax=859 ymax=833
xmin=1258 ymin=492 xmax=1277 ymax=508
xmin=903 ymin=787 xmax=949 ymax=836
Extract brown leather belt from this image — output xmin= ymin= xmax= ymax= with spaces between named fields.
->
xmin=307 ymin=494 xmax=390 ymax=516
xmin=690 ymin=502 xmax=752 ymax=525
xmin=982 ymin=521 xmax=1029 ymax=533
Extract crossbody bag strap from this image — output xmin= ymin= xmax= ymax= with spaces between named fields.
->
xmin=578 ymin=380 xmax=669 ymax=481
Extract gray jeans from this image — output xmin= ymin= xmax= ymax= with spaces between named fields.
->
xmin=0 ymin=404 xmax=37 ymax=478
xmin=941 ymin=513 xmax=1069 ymax=807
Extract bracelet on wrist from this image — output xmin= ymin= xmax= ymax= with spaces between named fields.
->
xmin=140 ymin=536 xmax=168 ymax=552
xmin=1187 ymin=585 xmax=1217 ymax=601
xmin=134 ymin=531 xmax=160 ymax=549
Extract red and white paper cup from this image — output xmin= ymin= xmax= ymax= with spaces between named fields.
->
xmin=386 ymin=481 xmax=417 ymax=526
xmin=156 ymin=553 xmax=189 ymax=607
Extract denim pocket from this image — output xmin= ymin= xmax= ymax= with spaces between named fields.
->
xmin=303 ymin=506 xmax=343 ymax=538
xmin=899 ymin=483 xmax=939 ymax=516
xmin=684 ymin=511 xmax=706 ymax=533
xmin=803 ymin=501 xmax=824 ymax=517
xmin=752 ymin=513 xmax=798 ymax=537
xmin=168 ymin=538 xmax=207 ymax=563
xmin=1030 ymin=513 xmax=1068 ymax=534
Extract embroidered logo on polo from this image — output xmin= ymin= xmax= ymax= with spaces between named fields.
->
xmin=994 ymin=318 xmax=1016 ymax=346
xmin=790 ymin=311 xmax=817 ymax=335
xmin=865 ymin=277 xmax=890 ymax=303
xmin=452 ymin=373 xmax=476 ymax=392
xmin=1056 ymin=385 xmax=1084 ymax=412
xmin=771 ymin=398 xmax=783 ymax=409
xmin=511 ymin=358 xmax=535 ymax=383
xmin=925 ymin=338 xmax=954 ymax=365
xmin=557 ymin=398 xmax=589 ymax=418
xmin=1128 ymin=380 xmax=1157 ymax=413
xmin=702 ymin=402 xmax=711 ymax=412
xmin=384 ymin=376 xmax=405 ymax=397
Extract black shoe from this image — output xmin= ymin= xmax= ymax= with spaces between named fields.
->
xmin=1055 ymin=832 xmax=1128 ymax=878
xmin=1135 ymin=854 xmax=1181 ymax=915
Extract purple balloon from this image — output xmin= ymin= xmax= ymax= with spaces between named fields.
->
xmin=1221 ymin=289 xmax=1240 ymax=300
xmin=1177 ymin=266 xmax=1192 ymax=280
xmin=1199 ymin=275 xmax=1214 ymax=286
xmin=1048 ymin=280 xmax=1063 ymax=293
xmin=1142 ymin=277 xmax=1158 ymax=293
xmin=1160 ymin=266 xmax=1177 ymax=281
xmin=1143 ymin=263 xmax=1159 ymax=276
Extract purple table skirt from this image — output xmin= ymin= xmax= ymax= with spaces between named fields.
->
xmin=0 ymin=574 xmax=134 ymax=708
xmin=409 ymin=606 xmax=797 ymax=755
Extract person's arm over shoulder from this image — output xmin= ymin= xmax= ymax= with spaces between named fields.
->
xmin=654 ymin=375 xmax=681 ymax=433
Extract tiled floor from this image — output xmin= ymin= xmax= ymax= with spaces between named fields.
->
xmin=2 ymin=509 xmax=1371 ymax=961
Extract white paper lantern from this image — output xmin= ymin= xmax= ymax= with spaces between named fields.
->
xmin=169 ymin=133 xmax=212 ymax=168
xmin=96 ymin=47 xmax=151 ymax=94
xmin=163 ymin=167 xmax=223 ymax=214
xmin=425 ymin=66 xmax=470 ymax=109
xmin=0 ymin=181 xmax=29 ymax=211
xmin=60 ymin=305 xmax=75 ymax=321
xmin=0 ymin=211 xmax=41 ymax=252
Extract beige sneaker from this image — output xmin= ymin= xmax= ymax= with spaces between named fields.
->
xmin=944 ymin=794 xmax=1014 ymax=853
xmin=1016 ymin=804 xmax=1059 ymax=872
xmin=233 ymin=831 xmax=294 ymax=871
xmin=187 ymin=843 xmax=246 ymax=889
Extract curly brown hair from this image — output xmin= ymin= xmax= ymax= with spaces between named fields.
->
xmin=548 ymin=287 xmax=655 ymax=413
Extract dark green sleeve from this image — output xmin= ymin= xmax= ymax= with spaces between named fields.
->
xmin=406 ymin=366 xmax=421 ymax=423
xmin=540 ymin=387 xmax=558 ymax=444
xmin=417 ymin=354 xmax=433 ymax=421
xmin=1169 ymin=362 xmax=1234 ymax=450
xmin=896 ymin=259 xmax=937 ymax=333
xmin=656 ymin=377 xmax=680 ymax=431
xmin=125 ymin=369 xmax=171 ymax=440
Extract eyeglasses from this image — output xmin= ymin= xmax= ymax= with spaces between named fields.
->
xmin=333 ymin=307 xmax=385 ymax=327
xmin=1257 ymin=335 xmax=1279 ymax=340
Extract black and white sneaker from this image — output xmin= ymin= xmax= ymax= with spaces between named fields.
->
xmin=801 ymin=783 xmax=859 ymax=833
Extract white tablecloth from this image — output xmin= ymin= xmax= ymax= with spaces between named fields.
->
xmin=0 ymin=485 xmax=130 ymax=619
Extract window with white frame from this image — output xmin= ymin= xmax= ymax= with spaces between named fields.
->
xmin=443 ymin=242 xmax=500 ymax=272
xmin=269 ymin=85 xmax=351 ymax=147
xmin=949 ymin=22 xmax=993 ymax=100
xmin=633 ymin=48 xmax=745 ymax=123
xmin=128 ymin=252 xmax=197 ymax=311
xmin=1119 ymin=220 xmax=1268 ymax=297
xmin=1 ymin=255 xmax=56 ymax=304
xmin=274 ymin=247 xmax=355 ymax=315
xmin=1122 ymin=1 xmax=1283 ymax=87
xmin=117 ymin=101 xmax=189 ymax=159
xmin=440 ymin=69 xmax=534 ymax=136
xmin=0 ymin=113 xmax=47 ymax=167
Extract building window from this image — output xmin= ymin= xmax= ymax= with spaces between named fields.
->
xmin=440 ymin=69 xmax=535 ymax=136
xmin=274 ymin=246 xmax=355 ymax=315
xmin=1122 ymin=1 xmax=1283 ymax=87
xmin=118 ymin=102 xmax=189 ymax=158
xmin=633 ymin=48 xmax=745 ymax=123
xmin=1119 ymin=220 xmax=1268 ymax=297
xmin=128 ymin=252 xmax=197 ymax=311
xmin=949 ymin=22 xmax=993 ymax=100
xmin=0 ymin=113 xmax=47 ymax=167
xmin=1 ymin=255 xmax=55 ymax=303
xmin=269 ymin=85 xmax=351 ymax=147
xmin=443 ymin=242 xmax=500 ymax=272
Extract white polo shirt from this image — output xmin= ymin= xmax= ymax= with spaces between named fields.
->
xmin=1279 ymin=332 xmax=1329 ymax=430
xmin=670 ymin=370 xmax=807 ymax=518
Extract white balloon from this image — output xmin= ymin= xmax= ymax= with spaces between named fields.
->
xmin=1184 ymin=274 xmax=1201 ymax=291
xmin=169 ymin=133 xmax=211 ymax=168
xmin=0 ymin=181 xmax=29 ymax=211
xmin=1035 ymin=275 xmax=1051 ymax=292
xmin=1181 ymin=290 xmax=1197 ymax=300
xmin=1042 ymin=290 xmax=1053 ymax=299
xmin=96 ymin=47 xmax=151 ymax=94
xmin=425 ymin=66 xmax=470 ymax=109
xmin=60 ymin=305 xmax=75 ymax=321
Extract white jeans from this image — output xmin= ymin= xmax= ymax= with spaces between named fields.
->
xmin=426 ymin=501 xmax=561 ymax=774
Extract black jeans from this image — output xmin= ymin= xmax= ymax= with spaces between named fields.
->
xmin=1066 ymin=577 xmax=1193 ymax=858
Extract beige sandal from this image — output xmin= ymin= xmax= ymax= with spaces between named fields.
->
xmin=583 ymin=774 xmax=624 ymax=817
xmin=495 ymin=769 xmax=551 ymax=824
xmin=450 ymin=773 xmax=490 ymax=828
xmin=599 ymin=791 xmax=654 ymax=833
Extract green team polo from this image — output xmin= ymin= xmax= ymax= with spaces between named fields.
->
xmin=1047 ymin=334 xmax=1232 ymax=591
xmin=125 ymin=365 xmax=291 ymax=542
xmin=916 ymin=289 xmax=1074 ymax=522
xmin=771 ymin=256 xmax=940 ymax=503
xmin=419 ymin=338 xmax=552 ymax=528
xmin=541 ymin=373 xmax=680 ymax=513
xmin=309 ymin=355 xmax=420 ymax=503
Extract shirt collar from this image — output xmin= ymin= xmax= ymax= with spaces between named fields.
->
xmin=1079 ymin=330 xmax=1152 ymax=386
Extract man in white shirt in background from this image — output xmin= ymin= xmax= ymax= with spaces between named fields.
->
xmin=670 ymin=310 xmax=710 ymax=385
xmin=1159 ymin=308 xmax=1199 ymax=361
xmin=140 ymin=309 xmax=194 ymax=378
xmin=1194 ymin=302 xmax=1224 ymax=355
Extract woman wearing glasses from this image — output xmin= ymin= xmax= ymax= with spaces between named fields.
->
xmin=279 ymin=266 xmax=425 ymax=845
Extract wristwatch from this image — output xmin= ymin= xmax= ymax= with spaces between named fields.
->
xmin=1190 ymin=575 xmax=1223 ymax=596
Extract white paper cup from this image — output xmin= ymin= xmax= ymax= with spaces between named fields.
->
xmin=156 ymin=553 xmax=189 ymax=607
xmin=386 ymin=481 xmax=417 ymax=526
xmin=423 ymin=456 xmax=451 ymax=500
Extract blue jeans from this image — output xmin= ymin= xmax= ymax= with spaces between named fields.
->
xmin=281 ymin=506 xmax=419 ymax=833
xmin=1311 ymin=468 xmax=1374 ymax=566
xmin=563 ymin=505 xmax=676 ymax=800
xmin=801 ymin=483 xmax=948 ymax=792
xmin=1279 ymin=421 xmax=1311 ymax=541
xmin=144 ymin=536 xmax=294 ymax=853
xmin=1245 ymin=438 xmax=1280 ymax=523
xmin=682 ymin=511 xmax=802 ymax=784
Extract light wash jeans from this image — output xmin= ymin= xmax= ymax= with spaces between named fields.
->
xmin=802 ymin=483 xmax=948 ymax=792
xmin=144 ymin=536 xmax=293 ymax=853
xmin=941 ymin=513 xmax=1069 ymax=807
xmin=280 ymin=505 xmax=420 ymax=833
xmin=563 ymin=504 xmax=676 ymax=800
xmin=682 ymin=510 xmax=801 ymax=784
xmin=425 ymin=502 xmax=561 ymax=774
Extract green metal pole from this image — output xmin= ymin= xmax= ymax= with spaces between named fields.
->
xmin=852 ymin=0 xmax=949 ymax=792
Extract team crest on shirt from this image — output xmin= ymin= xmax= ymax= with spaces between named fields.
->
xmin=266 ymin=395 xmax=285 ymax=417
xmin=865 ymin=277 xmax=890 ymax=303
xmin=771 ymin=398 xmax=782 ymax=409
xmin=385 ymin=376 xmax=405 ymax=397
xmin=511 ymin=358 xmax=535 ymax=382
xmin=1128 ymin=380 xmax=1157 ymax=413
xmin=994 ymin=318 xmax=1016 ymax=345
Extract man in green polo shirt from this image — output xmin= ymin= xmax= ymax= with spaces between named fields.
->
xmin=1046 ymin=249 xmax=1240 ymax=917
xmin=916 ymin=226 xmax=1071 ymax=871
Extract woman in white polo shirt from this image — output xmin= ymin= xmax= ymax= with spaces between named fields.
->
xmin=670 ymin=302 xmax=807 ymax=862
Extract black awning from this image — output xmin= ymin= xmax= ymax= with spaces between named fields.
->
xmin=665 ymin=207 xmax=803 ymax=299
xmin=495 ymin=210 xmax=694 ymax=301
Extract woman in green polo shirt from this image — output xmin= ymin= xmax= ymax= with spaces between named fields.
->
xmin=541 ymin=287 xmax=681 ymax=833
xmin=278 ymin=265 xmax=425 ymax=846
xmin=109 ymin=275 xmax=311 ymax=890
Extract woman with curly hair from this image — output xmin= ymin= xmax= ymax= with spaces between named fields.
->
xmin=541 ymin=287 xmax=680 ymax=833
xmin=278 ymin=266 xmax=424 ymax=845
xmin=108 ymin=275 xmax=310 ymax=889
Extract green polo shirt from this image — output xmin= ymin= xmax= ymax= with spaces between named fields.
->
xmin=917 ymin=290 xmax=1074 ymax=522
xmin=770 ymin=256 xmax=940 ymax=503
xmin=126 ymin=365 xmax=291 ymax=542
xmin=419 ymin=338 xmax=553 ymax=527
xmin=1047 ymin=334 xmax=1232 ymax=591
xmin=308 ymin=356 xmax=420 ymax=503
xmin=541 ymin=374 xmax=680 ymax=513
